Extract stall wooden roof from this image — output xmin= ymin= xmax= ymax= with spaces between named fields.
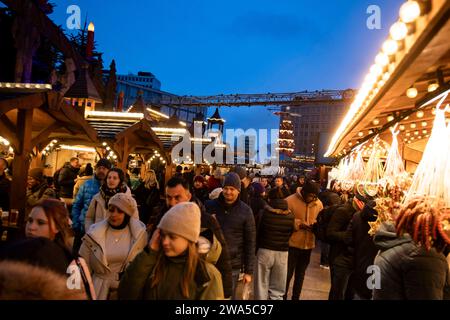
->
xmin=0 ymin=91 xmax=98 ymax=151
xmin=327 ymin=0 xmax=450 ymax=157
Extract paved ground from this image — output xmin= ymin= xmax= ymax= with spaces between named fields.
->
xmin=287 ymin=246 xmax=331 ymax=300
xmin=237 ymin=246 xmax=331 ymax=300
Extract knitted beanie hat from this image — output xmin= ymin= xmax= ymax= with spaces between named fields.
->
xmin=157 ymin=202 xmax=201 ymax=243
xmin=223 ymin=172 xmax=241 ymax=192
xmin=95 ymin=158 xmax=112 ymax=169
xmin=108 ymin=193 xmax=138 ymax=218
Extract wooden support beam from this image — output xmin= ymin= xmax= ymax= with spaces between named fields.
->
xmin=10 ymin=108 xmax=34 ymax=228
xmin=31 ymin=122 xmax=61 ymax=147
xmin=0 ymin=93 xmax=45 ymax=117
xmin=0 ymin=115 xmax=19 ymax=149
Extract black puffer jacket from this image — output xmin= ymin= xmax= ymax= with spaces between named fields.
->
xmin=132 ymin=183 xmax=161 ymax=225
xmin=0 ymin=173 xmax=11 ymax=211
xmin=205 ymin=194 xmax=256 ymax=274
xmin=256 ymin=199 xmax=294 ymax=252
xmin=373 ymin=222 xmax=450 ymax=300
xmin=58 ymin=164 xmax=79 ymax=198
xmin=326 ymin=201 xmax=356 ymax=267
xmin=249 ymin=194 xmax=267 ymax=228
xmin=346 ymin=205 xmax=379 ymax=299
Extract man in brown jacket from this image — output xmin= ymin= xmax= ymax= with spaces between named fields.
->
xmin=284 ymin=180 xmax=323 ymax=300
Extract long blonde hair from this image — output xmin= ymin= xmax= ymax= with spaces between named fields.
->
xmin=142 ymin=169 xmax=159 ymax=190
xmin=151 ymin=242 xmax=199 ymax=298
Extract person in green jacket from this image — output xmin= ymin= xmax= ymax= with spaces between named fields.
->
xmin=118 ymin=202 xmax=224 ymax=300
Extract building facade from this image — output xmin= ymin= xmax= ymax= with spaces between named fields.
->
xmin=280 ymin=102 xmax=348 ymax=164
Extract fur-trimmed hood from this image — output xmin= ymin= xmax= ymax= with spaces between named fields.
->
xmin=0 ymin=261 xmax=87 ymax=300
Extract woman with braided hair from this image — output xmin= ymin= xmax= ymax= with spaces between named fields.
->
xmin=372 ymin=197 xmax=450 ymax=300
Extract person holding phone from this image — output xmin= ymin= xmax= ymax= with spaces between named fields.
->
xmin=118 ymin=202 xmax=224 ymax=300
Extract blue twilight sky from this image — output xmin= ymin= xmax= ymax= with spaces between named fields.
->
xmin=50 ymin=0 xmax=404 ymax=131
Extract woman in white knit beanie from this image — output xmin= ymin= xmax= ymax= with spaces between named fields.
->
xmin=118 ymin=202 xmax=224 ymax=300
xmin=79 ymin=192 xmax=147 ymax=300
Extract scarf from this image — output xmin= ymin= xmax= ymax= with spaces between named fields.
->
xmin=100 ymin=182 xmax=127 ymax=209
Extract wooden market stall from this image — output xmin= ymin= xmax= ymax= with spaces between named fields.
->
xmin=325 ymin=0 xmax=450 ymax=169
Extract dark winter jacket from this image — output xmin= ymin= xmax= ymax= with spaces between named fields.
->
xmin=26 ymin=182 xmax=57 ymax=211
xmin=193 ymin=186 xmax=210 ymax=204
xmin=239 ymin=183 xmax=250 ymax=205
xmin=256 ymin=199 xmax=294 ymax=252
xmin=132 ymin=183 xmax=161 ymax=225
xmin=346 ymin=206 xmax=379 ymax=299
xmin=152 ymin=197 xmax=233 ymax=299
xmin=249 ymin=194 xmax=267 ymax=227
xmin=58 ymin=164 xmax=79 ymax=198
xmin=205 ymin=194 xmax=256 ymax=274
xmin=373 ymin=222 xmax=450 ymax=300
xmin=118 ymin=248 xmax=224 ymax=300
xmin=326 ymin=201 xmax=356 ymax=267
xmin=0 ymin=173 xmax=11 ymax=211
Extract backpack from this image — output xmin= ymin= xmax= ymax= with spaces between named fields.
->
xmin=313 ymin=204 xmax=341 ymax=243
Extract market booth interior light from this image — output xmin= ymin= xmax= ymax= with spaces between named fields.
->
xmin=406 ymin=86 xmax=418 ymax=98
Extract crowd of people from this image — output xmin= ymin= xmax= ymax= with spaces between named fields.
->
xmin=0 ymin=157 xmax=449 ymax=300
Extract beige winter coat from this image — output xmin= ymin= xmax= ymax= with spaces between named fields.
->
xmin=79 ymin=218 xmax=148 ymax=300
xmin=73 ymin=175 xmax=93 ymax=199
xmin=84 ymin=186 xmax=135 ymax=232
xmin=286 ymin=192 xmax=323 ymax=250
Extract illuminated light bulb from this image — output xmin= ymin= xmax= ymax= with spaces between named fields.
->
xmin=106 ymin=146 xmax=111 ymax=151
xmin=410 ymin=123 xmax=416 ymax=129
xmin=404 ymin=138 xmax=408 ymax=142
xmin=414 ymin=131 xmax=419 ymax=135
xmin=42 ymin=151 xmax=46 ymax=155
xmin=373 ymin=118 xmax=380 ymax=125
xmin=406 ymin=132 xmax=411 ymax=137
xmin=421 ymin=121 xmax=427 ymax=127
xmin=418 ymin=136 xmax=422 ymax=139
xmin=52 ymin=140 xmax=58 ymax=143
xmin=431 ymin=109 xmax=436 ymax=115
xmin=113 ymin=155 xmax=117 ymax=159
xmin=382 ymin=72 xmax=390 ymax=81
xmin=404 ymin=116 xmax=409 ymax=120
xmin=416 ymin=110 xmax=424 ymax=118
xmin=358 ymin=132 xmax=364 ymax=137
xmin=160 ymin=157 xmax=163 ymax=160
xmin=428 ymin=82 xmax=439 ymax=92
xmin=370 ymin=64 xmax=383 ymax=77
xmin=399 ymin=125 xmax=405 ymax=131
xmin=390 ymin=21 xmax=408 ymax=41
xmin=382 ymin=39 xmax=398 ymax=55
xmin=422 ymin=130 xmax=427 ymax=134
xmin=375 ymin=52 xmax=389 ymax=67
xmin=387 ymin=115 xmax=394 ymax=122
xmin=368 ymin=130 xmax=373 ymax=134
xmin=102 ymin=142 xmax=107 ymax=146
xmin=399 ymin=1 xmax=421 ymax=23
xmin=411 ymin=137 xmax=415 ymax=140
xmin=406 ymin=87 xmax=418 ymax=98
